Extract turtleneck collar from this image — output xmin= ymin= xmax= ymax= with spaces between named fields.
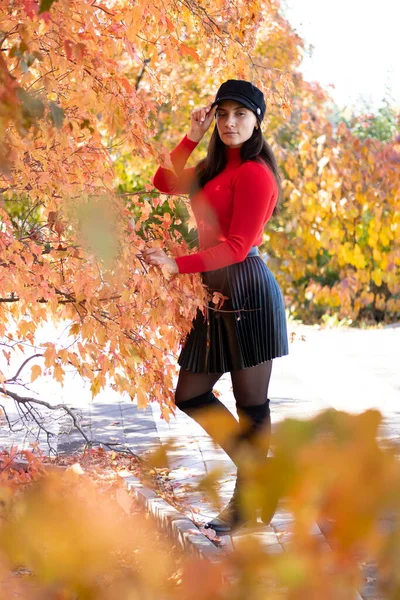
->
xmin=226 ymin=145 xmax=242 ymax=164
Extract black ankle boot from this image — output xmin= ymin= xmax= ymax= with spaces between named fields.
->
xmin=204 ymin=495 xmax=241 ymax=534
xmin=260 ymin=495 xmax=278 ymax=525
xmin=204 ymin=473 xmax=257 ymax=534
xmin=236 ymin=400 xmax=271 ymax=453
xmin=237 ymin=400 xmax=278 ymax=526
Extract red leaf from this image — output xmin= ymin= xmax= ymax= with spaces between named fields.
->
xmin=24 ymin=0 xmax=39 ymax=18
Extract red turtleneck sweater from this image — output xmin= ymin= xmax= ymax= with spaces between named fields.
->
xmin=152 ymin=135 xmax=278 ymax=274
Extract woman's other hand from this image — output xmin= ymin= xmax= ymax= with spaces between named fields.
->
xmin=187 ymin=103 xmax=218 ymax=143
xmin=142 ymin=247 xmax=179 ymax=274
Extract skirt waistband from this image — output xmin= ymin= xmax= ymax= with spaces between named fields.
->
xmin=246 ymin=246 xmax=259 ymax=258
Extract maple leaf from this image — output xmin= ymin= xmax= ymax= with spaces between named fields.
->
xmin=31 ymin=365 xmax=42 ymax=382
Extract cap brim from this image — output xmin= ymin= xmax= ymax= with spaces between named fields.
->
xmin=211 ymin=94 xmax=254 ymax=112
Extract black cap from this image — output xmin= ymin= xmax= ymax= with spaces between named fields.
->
xmin=211 ymin=79 xmax=266 ymax=122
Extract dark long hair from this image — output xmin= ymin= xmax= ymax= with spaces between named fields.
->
xmin=189 ymin=125 xmax=282 ymax=214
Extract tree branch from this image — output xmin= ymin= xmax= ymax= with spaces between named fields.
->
xmin=135 ymin=58 xmax=150 ymax=90
xmin=91 ymin=2 xmax=115 ymax=16
xmin=1 ymin=389 xmax=143 ymax=461
xmin=6 ymin=353 xmax=43 ymax=383
xmin=3 ymin=389 xmax=92 ymax=445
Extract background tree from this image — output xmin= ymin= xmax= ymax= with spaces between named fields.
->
xmin=265 ymin=85 xmax=400 ymax=324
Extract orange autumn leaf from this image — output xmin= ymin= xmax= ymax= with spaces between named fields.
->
xmin=179 ymin=43 xmax=200 ymax=62
xmin=31 ymin=365 xmax=42 ymax=383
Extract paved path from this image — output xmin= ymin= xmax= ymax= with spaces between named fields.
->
xmin=150 ymin=324 xmax=400 ymax=525
xmin=2 ymin=323 xmax=399 ymax=478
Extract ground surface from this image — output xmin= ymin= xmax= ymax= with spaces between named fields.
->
xmin=1 ymin=322 xmax=399 ymax=599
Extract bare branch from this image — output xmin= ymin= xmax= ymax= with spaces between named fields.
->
xmin=135 ymin=58 xmax=150 ymax=90
xmin=0 ymin=404 xmax=13 ymax=431
xmin=1 ymin=389 xmax=143 ymax=461
xmin=6 ymin=353 xmax=43 ymax=383
xmin=2 ymin=389 xmax=92 ymax=446
xmin=91 ymin=2 xmax=115 ymax=16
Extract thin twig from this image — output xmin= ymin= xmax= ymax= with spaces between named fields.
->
xmin=6 ymin=353 xmax=43 ymax=383
xmin=1 ymin=389 xmax=144 ymax=461
xmin=91 ymin=2 xmax=115 ymax=16
xmin=2 ymin=389 xmax=92 ymax=447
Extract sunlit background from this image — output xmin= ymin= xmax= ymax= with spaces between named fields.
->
xmin=283 ymin=0 xmax=400 ymax=112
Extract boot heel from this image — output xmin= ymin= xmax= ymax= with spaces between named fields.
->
xmin=205 ymin=472 xmax=257 ymax=534
xmin=260 ymin=494 xmax=279 ymax=525
xmin=205 ymin=496 xmax=241 ymax=534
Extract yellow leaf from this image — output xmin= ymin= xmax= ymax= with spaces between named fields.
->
xmin=58 ymin=349 xmax=68 ymax=363
xmin=31 ymin=365 xmax=42 ymax=383
xmin=304 ymin=164 xmax=315 ymax=179
xmin=136 ymin=388 xmax=148 ymax=408
xmin=352 ymin=244 xmax=366 ymax=269
xmin=18 ymin=320 xmax=32 ymax=337
xmin=90 ymin=376 xmax=102 ymax=398
xmin=371 ymin=269 xmax=383 ymax=287
xmin=53 ymin=364 xmax=65 ymax=385
xmin=96 ymin=328 xmax=106 ymax=345
xmin=69 ymin=323 xmax=80 ymax=336
xmin=380 ymin=227 xmax=392 ymax=246
xmin=43 ymin=344 xmax=57 ymax=368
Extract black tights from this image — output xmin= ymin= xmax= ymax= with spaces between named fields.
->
xmin=175 ymin=362 xmax=273 ymax=466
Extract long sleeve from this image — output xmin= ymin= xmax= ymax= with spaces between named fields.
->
xmin=175 ymin=161 xmax=277 ymax=274
xmin=152 ymin=135 xmax=199 ymax=195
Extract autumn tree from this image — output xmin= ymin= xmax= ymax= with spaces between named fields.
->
xmin=267 ymin=89 xmax=400 ymax=323
xmin=0 ymin=0 xmax=293 ymax=436
xmin=2 ymin=0 xmax=397 ymax=448
xmin=340 ymin=97 xmax=399 ymax=143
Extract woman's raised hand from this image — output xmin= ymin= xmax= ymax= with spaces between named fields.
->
xmin=187 ymin=102 xmax=218 ymax=143
xmin=142 ymin=247 xmax=179 ymax=274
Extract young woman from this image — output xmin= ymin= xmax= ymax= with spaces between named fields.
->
xmin=143 ymin=79 xmax=289 ymax=534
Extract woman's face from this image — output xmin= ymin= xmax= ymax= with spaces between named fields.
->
xmin=215 ymin=100 xmax=258 ymax=148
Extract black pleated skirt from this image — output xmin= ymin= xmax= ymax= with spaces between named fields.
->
xmin=178 ymin=247 xmax=289 ymax=374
